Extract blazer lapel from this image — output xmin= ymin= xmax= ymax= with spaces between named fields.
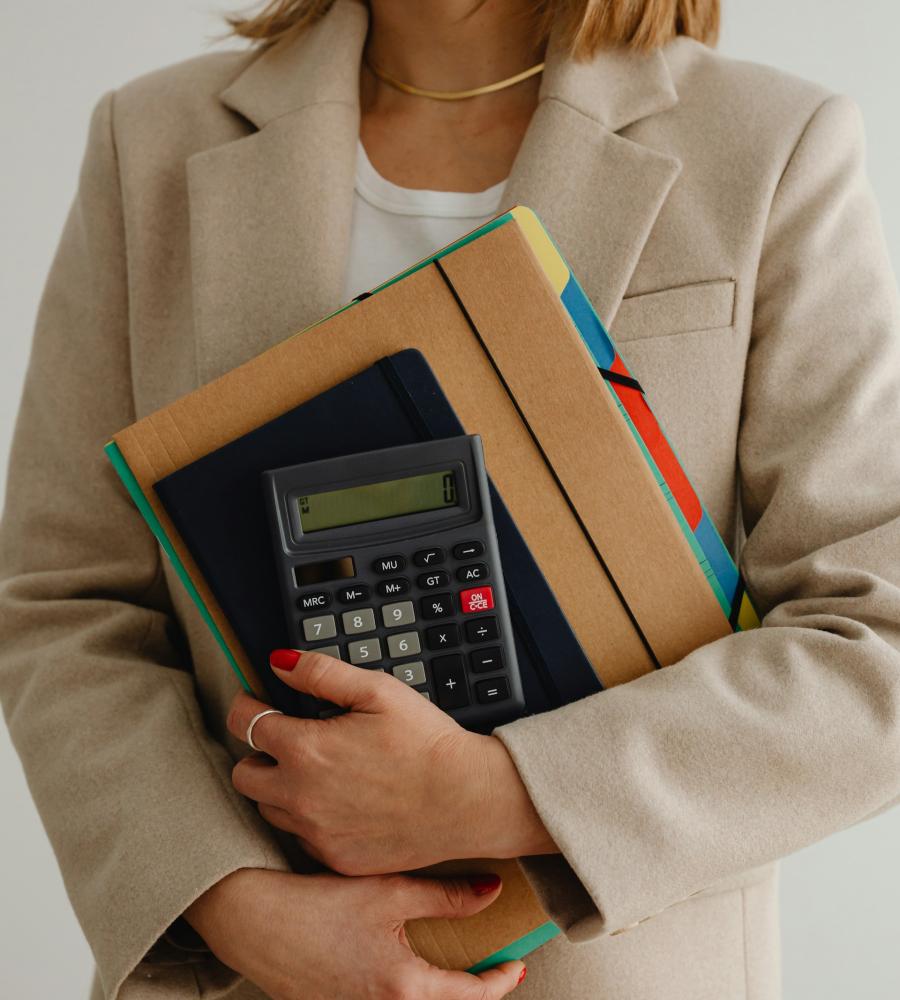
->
xmin=503 ymin=32 xmax=682 ymax=329
xmin=186 ymin=0 xmax=368 ymax=385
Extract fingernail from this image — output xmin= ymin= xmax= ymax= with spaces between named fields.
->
xmin=517 ymin=966 xmax=527 ymax=985
xmin=468 ymin=874 xmax=502 ymax=896
xmin=270 ymin=649 xmax=302 ymax=672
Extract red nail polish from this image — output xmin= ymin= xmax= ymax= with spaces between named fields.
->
xmin=270 ymin=649 xmax=302 ymax=672
xmin=517 ymin=966 xmax=527 ymax=985
xmin=468 ymin=874 xmax=502 ymax=896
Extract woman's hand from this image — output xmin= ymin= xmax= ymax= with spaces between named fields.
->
xmin=185 ymin=867 xmax=527 ymax=1000
xmin=227 ymin=650 xmax=556 ymax=875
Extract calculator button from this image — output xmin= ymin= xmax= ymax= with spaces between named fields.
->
xmin=413 ymin=547 xmax=445 ymax=567
xmin=425 ymin=623 xmax=461 ymax=651
xmin=338 ymin=585 xmax=370 ymax=604
xmin=475 ymin=677 xmax=510 ymax=704
xmin=387 ymin=631 xmax=422 ymax=658
xmin=382 ymin=601 xmax=416 ymax=628
xmin=297 ymin=590 xmax=331 ymax=612
xmin=378 ymin=577 xmax=410 ymax=598
xmin=420 ymin=594 xmax=454 ymax=619
xmin=310 ymin=644 xmax=342 ymax=660
xmin=465 ymin=617 xmax=500 ymax=643
xmin=432 ymin=654 xmax=470 ymax=710
xmin=342 ymin=608 xmax=377 ymax=635
xmin=470 ymin=647 xmax=504 ymax=673
xmin=453 ymin=540 xmax=485 ymax=560
xmin=373 ymin=554 xmax=406 ymax=575
xmin=302 ymin=614 xmax=337 ymax=642
xmin=348 ymin=637 xmax=382 ymax=665
xmin=391 ymin=661 xmax=427 ymax=686
xmin=460 ymin=586 xmax=495 ymax=614
xmin=418 ymin=570 xmax=450 ymax=590
xmin=419 ymin=691 xmax=431 ymax=701
xmin=457 ymin=563 xmax=489 ymax=583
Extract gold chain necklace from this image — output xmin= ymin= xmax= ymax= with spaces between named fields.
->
xmin=365 ymin=57 xmax=545 ymax=101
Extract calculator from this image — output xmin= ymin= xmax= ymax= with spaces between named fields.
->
xmin=262 ymin=435 xmax=525 ymax=730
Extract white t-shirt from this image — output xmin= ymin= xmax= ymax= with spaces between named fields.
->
xmin=341 ymin=139 xmax=508 ymax=303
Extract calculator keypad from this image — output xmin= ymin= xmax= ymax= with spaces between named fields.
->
xmin=293 ymin=538 xmax=511 ymax=717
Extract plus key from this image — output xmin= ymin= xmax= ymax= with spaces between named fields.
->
xmin=431 ymin=654 xmax=470 ymax=710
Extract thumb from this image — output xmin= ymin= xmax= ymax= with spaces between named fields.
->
xmin=269 ymin=649 xmax=384 ymax=710
xmin=387 ymin=873 xmax=504 ymax=922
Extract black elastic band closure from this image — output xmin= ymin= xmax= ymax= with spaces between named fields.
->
xmin=599 ymin=367 xmax=644 ymax=394
xmin=728 ymin=577 xmax=746 ymax=630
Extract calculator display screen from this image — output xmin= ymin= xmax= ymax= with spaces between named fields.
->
xmin=296 ymin=469 xmax=458 ymax=533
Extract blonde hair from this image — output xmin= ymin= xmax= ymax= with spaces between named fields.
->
xmin=225 ymin=0 xmax=720 ymax=56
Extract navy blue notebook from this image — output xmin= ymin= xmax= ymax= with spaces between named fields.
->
xmin=154 ymin=349 xmax=601 ymax=720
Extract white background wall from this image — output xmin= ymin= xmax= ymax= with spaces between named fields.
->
xmin=1 ymin=2 xmax=898 ymax=997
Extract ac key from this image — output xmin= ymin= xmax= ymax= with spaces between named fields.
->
xmin=425 ymin=622 xmax=461 ymax=651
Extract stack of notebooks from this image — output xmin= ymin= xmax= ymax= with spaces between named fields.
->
xmin=106 ymin=206 xmax=759 ymax=972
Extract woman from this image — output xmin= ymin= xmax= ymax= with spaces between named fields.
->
xmin=2 ymin=0 xmax=899 ymax=998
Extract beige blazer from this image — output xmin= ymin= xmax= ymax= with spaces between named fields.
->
xmin=2 ymin=2 xmax=900 ymax=998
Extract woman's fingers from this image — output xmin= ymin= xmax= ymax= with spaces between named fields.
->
xmin=269 ymin=648 xmax=393 ymax=711
xmin=386 ymin=872 xmax=504 ymax=921
xmin=231 ymin=753 xmax=284 ymax=807
xmin=379 ymin=876 xmax=526 ymax=998
xmin=226 ymin=690 xmax=297 ymax=757
xmin=257 ymin=800 xmax=306 ymax=837
xmin=425 ymin=961 xmax=527 ymax=1000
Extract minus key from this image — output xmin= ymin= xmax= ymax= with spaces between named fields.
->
xmin=470 ymin=646 xmax=504 ymax=673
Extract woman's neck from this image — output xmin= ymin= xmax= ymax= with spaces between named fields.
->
xmin=364 ymin=0 xmax=546 ymax=94
xmin=359 ymin=0 xmax=546 ymax=192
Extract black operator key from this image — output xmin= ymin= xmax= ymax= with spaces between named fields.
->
xmin=431 ymin=654 xmax=470 ymax=710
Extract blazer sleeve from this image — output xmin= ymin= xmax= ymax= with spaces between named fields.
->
xmin=494 ymin=94 xmax=900 ymax=938
xmin=0 ymin=90 xmax=290 ymax=998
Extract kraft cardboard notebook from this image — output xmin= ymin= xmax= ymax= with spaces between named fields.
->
xmin=105 ymin=206 xmax=759 ymax=972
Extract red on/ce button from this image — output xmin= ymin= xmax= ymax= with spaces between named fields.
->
xmin=460 ymin=586 xmax=495 ymax=614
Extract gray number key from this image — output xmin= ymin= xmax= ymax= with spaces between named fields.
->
xmin=387 ymin=631 xmax=421 ymax=659
xmin=392 ymin=661 xmax=427 ymax=686
xmin=348 ymin=637 xmax=382 ymax=665
xmin=341 ymin=608 xmax=377 ymax=635
xmin=310 ymin=644 xmax=341 ymax=659
xmin=302 ymin=614 xmax=336 ymax=642
xmin=382 ymin=600 xmax=416 ymax=628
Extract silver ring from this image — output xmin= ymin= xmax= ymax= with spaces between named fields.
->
xmin=245 ymin=708 xmax=283 ymax=752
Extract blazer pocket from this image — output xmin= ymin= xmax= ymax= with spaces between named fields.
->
xmin=612 ymin=279 xmax=736 ymax=343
